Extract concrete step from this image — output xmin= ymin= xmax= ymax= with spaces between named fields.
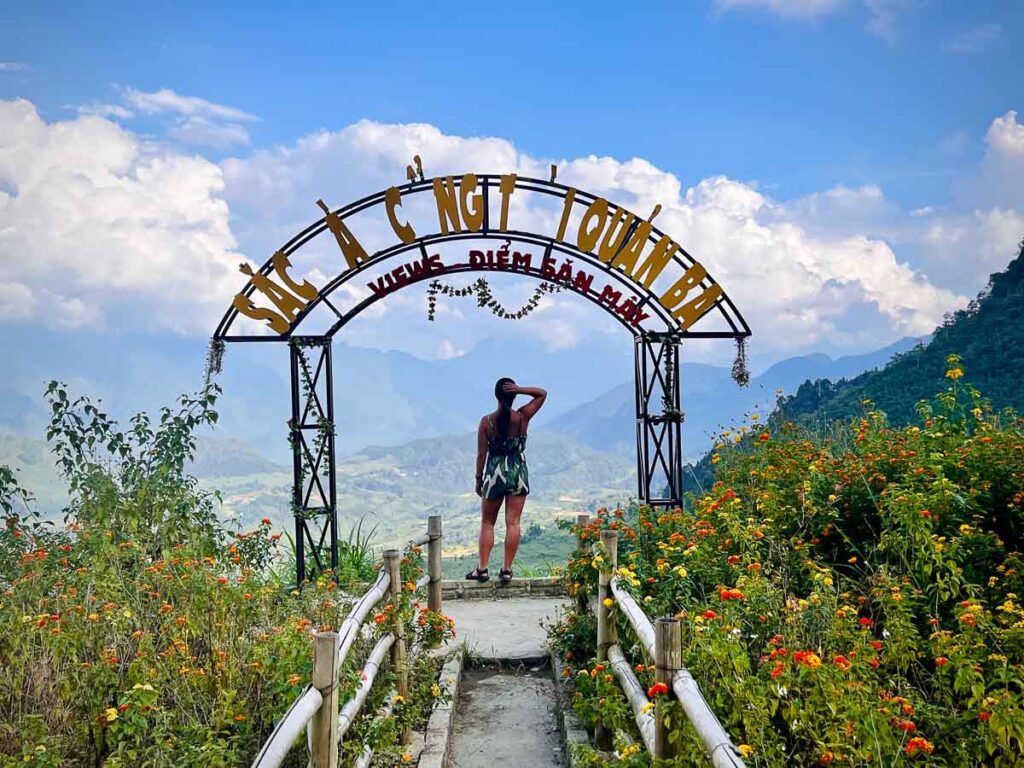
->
xmin=442 ymin=576 xmax=565 ymax=601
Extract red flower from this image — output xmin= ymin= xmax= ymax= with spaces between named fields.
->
xmin=758 ymin=433 xmax=770 ymax=442
xmin=979 ymin=711 xmax=991 ymax=722
xmin=869 ymin=640 xmax=882 ymax=650
xmin=833 ymin=655 xmax=851 ymax=671
xmin=771 ymin=662 xmax=785 ymax=679
xmin=702 ymin=610 xmax=718 ymax=620
xmin=647 ymin=682 xmax=669 ymax=698
xmin=858 ymin=617 xmax=874 ymax=628
xmin=894 ymin=720 xmax=917 ymax=733
xmin=934 ymin=656 xmax=949 ymax=667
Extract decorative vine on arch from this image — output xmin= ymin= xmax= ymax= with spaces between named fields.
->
xmin=210 ymin=165 xmax=751 ymax=585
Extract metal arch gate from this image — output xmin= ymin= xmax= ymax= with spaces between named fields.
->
xmin=281 ymin=330 xmax=684 ymax=583
xmin=212 ymin=171 xmax=750 ymax=586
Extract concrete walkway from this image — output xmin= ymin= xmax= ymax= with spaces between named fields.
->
xmin=443 ymin=597 xmax=567 ymax=660
xmin=450 ymin=665 xmax=562 ymax=768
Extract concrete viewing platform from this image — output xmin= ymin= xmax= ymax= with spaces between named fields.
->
xmin=443 ymin=595 xmax=568 ymax=661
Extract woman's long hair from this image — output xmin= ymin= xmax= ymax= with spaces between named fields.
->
xmin=494 ymin=377 xmax=516 ymax=440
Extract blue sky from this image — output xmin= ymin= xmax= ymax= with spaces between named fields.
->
xmin=0 ymin=0 xmax=1022 ymax=367
xmin=4 ymin=1 xmax=1019 ymax=205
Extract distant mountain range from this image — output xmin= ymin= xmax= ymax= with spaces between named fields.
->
xmin=0 ymin=325 xmax=922 ymax=467
xmin=547 ymin=336 xmax=924 ymax=460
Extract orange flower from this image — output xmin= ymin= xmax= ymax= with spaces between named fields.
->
xmin=234 ymin=713 xmax=247 ymax=722
xmin=819 ymin=753 xmax=834 ymax=765
xmin=979 ymin=711 xmax=990 ymax=722
xmin=905 ymin=737 xmax=933 ymax=756
xmin=935 ymin=657 xmax=949 ymax=667
xmin=159 ymin=603 xmax=173 ymax=614
xmin=288 ymin=674 xmax=301 ymax=685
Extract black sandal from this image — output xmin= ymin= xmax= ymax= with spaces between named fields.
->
xmin=499 ymin=568 xmax=513 ymax=583
xmin=466 ymin=567 xmax=489 ymax=582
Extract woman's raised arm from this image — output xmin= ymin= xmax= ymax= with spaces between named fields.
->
xmin=514 ymin=385 xmax=547 ymax=421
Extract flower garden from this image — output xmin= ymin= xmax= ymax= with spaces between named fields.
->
xmin=0 ymin=383 xmax=453 ymax=767
xmin=550 ymin=357 xmax=1024 ymax=766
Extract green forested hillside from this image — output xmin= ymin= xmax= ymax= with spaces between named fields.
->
xmin=778 ymin=241 xmax=1024 ymax=427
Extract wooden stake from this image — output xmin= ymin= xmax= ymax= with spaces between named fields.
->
xmin=383 ymin=549 xmax=409 ymax=743
xmin=310 ymin=630 xmax=340 ymax=768
xmin=427 ymin=515 xmax=442 ymax=618
xmin=595 ymin=529 xmax=618 ymax=750
xmin=655 ymin=618 xmax=683 ymax=760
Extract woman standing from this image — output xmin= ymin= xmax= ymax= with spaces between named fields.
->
xmin=466 ymin=378 xmax=547 ymax=583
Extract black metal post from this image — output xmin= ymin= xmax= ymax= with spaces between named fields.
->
xmin=289 ymin=336 xmax=338 ymax=587
xmin=634 ymin=332 xmax=683 ymax=507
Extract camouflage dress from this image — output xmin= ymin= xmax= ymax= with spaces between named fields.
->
xmin=481 ymin=417 xmax=529 ymax=500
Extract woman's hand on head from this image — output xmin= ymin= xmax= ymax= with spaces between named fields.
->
xmin=501 ymin=382 xmax=519 ymax=396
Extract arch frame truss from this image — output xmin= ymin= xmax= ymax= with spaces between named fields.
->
xmin=212 ymin=173 xmax=750 ymax=586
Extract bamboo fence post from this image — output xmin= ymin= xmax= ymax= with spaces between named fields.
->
xmin=383 ymin=549 xmax=409 ymax=744
xmin=655 ymin=618 xmax=682 ymax=760
xmin=596 ymin=529 xmax=618 ymax=751
xmin=575 ymin=514 xmax=590 ymax=614
xmin=310 ymin=630 xmax=340 ymax=768
xmin=596 ymin=529 xmax=619 ymax=660
xmin=427 ymin=515 xmax=442 ymax=617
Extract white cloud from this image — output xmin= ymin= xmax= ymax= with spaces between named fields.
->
xmin=3 ymin=100 xmax=1015 ymax=360
xmin=714 ymin=0 xmax=909 ymax=41
xmin=168 ymin=116 xmax=251 ymax=148
xmin=946 ymin=23 xmax=1001 ymax=54
xmin=221 ymin=119 xmax=963 ymax=356
xmin=0 ymin=99 xmax=243 ymax=331
xmin=713 ymin=0 xmax=846 ymax=19
xmin=122 ymin=87 xmax=257 ymax=122
xmin=0 ymin=62 xmax=29 ymax=72
xmin=986 ymin=110 xmax=1024 ymax=157
xmin=76 ymin=102 xmax=135 ymax=120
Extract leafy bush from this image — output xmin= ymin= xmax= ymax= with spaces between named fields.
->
xmin=0 ymin=382 xmax=452 ymax=767
xmin=551 ymin=357 xmax=1024 ymax=766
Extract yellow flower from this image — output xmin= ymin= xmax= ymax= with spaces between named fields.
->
xmin=132 ymin=683 xmax=155 ymax=691
xmin=674 ymin=566 xmax=688 ymax=578
xmin=431 ymin=684 xmax=442 ymax=697
xmin=393 ymin=694 xmax=405 ymax=704
xmin=402 ymin=754 xmax=412 ymax=763
xmin=946 ymin=368 xmax=964 ymax=380
xmin=641 ymin=702 xmax=654 ymax=714
xmin=711 ymin=453 xmax=721 ymax=465
xmin=104 ymin=707 xmax=118 ymax=722
xmin=739 ymin=744 xmax=754 ymax=757
xmin=602 ymin=598 xmax=615 ymax=608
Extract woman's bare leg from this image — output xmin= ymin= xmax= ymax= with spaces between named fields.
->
xmin=478 ymin=497 xmax=502 ymax=569
xmin=503 ymin=494 xmax=526 ymax=570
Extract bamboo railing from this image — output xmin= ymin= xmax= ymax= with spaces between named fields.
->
xmin=587 ymin=520 xmax=747 ymax=768
xmin=251 ymin=514 xmax=443 ymax=768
